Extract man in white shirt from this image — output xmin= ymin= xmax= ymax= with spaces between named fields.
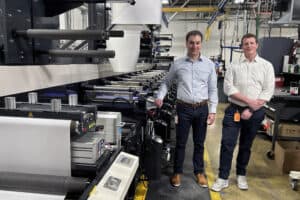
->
xmin=211 ymin=33 xmax=275 ymax=192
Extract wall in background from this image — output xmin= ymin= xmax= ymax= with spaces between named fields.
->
xmin=161 ymin=18 xmax=298 ymax=64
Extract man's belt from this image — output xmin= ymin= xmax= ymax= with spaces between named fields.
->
xmin=177 ymin=99 xmax=208 ymax=108
xmin=230 ymin=103 xmax=255 ymax=113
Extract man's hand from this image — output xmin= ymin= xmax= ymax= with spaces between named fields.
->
xmin=241 ymin=108 xmax=253 ymax=120
xmin=247 ymin=99 xmax=265 ymax=111
xmin=247 ymin=99 xmax=262 ymax=111
xmin=230 ymin=93 xmax=265 ymax=111
xmin=154 ymin=98 xmax=163 ymax=108
xmin=207 ymin=113 xmax=216 ymax=125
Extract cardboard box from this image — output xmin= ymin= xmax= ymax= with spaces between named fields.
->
xmin=279 ymin=123 xmax=300 ymax=137
xmin=275 ymin=141 xmax=300 ymax=174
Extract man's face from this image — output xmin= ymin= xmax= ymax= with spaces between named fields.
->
xmin=186 ymin=35 xmax=202 ymax=58
xmin=242 ymin=37 xmax=258 ymax=58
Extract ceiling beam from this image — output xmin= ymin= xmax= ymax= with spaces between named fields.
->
xmin=162 ymin=6 xmax=217 ymax=13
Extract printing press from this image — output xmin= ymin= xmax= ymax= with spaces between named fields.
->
xmin=0 ymin=0 xmax=143 ymax=198
xmin=81 ymin=69 xmax=179 ymax=182
xmin=0 ymin=0 xmax=175 ymax=198
xmin=0 ymin=93 xmax=140 ymax=200
xmin=0 ymin=72 xmax=174 ymax=196
xmin=83 ymin=70 xmax=167 ymax=112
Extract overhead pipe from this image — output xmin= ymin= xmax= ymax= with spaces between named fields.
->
xmin=41 ymin=49 xmax=115 ymax=58
xmin=167 ymin=0 xmax=191 ymax=23
xmin=16 ymin=29 xmax=124 ymax=40
xmin=50 ymin=0 xmax=135 ymax=4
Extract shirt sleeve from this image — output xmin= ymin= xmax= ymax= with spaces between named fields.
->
xmin=156 ymin=63 xmax=176 ymax=100
xmin=223 ymin=64 xmax=239 ymax=96
xmin=258 ymin=63 xmax=275 ymax=101
xmin=208 ymin=63 xmax=218 ymax=113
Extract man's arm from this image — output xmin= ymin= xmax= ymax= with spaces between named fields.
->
xmin=224 ymin=64 xmax=262 ymax=111
xmin=258 ymin=63 xmax=275 ymax=103
xmin=207 ymin=63 xmax=218 ymax=124
xmin=155 ymin=63 xmax=176 ymax=108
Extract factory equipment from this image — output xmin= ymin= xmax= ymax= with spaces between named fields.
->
xmin=83 ymin=70 xmax=167 ymax=114
xmin=0 ymin=94 xmax=97 ymax=135
xmin=0 ymin=94 xmax=112 ymax=168
xmin=72 ymin=131 xmax=106 ymax=165
xmin=87 ymin=152 xmax=139 ymax=200
xmin=0 ymin=94 xmax=138 ymax=199
xmin=289 ymin=171 xmax=300 ymax=190
xmin=96 ymin=111 xmax=123 ymax=148
xmin=0 ymin=172 xmax=89 ymax=195
xmin=0 ymin=0 xmax=136 ymax=65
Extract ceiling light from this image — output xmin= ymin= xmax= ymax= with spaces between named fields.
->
xmin=234 ymin=0 xmax=244 ymax=4
xmin=162 ymin=0 xmax=169 ymax=5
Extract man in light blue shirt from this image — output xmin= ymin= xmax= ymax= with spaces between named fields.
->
xmin=155 ymin=30 xmax=218 ymax=188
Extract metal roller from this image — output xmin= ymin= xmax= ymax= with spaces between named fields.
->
xmin=0 ymin=172 xmax=89 ymax=194
xmin=92 ymin=85 xmax=142 ymax=92
xmin=44 ymin=49 xmax=115 ymax=58
xmin=16 ymin=29 xmax=124 ymax=40
xmin=49 ymin=0 xmax=135 ymax=3
xmin=4 ymin=97 xmax=16 ymax=110
xmin=139 ymin=49 xmax=153 ymax=57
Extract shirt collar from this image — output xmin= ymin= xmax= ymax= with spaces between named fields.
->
xmin=241 ymin=54 xmax=259 ymax=63
xmin=185 ymin=54 xmax=203 ymax=62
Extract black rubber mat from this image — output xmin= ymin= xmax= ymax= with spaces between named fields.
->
xmin=146 ymin=174 xmax=211 ymax=200
xmin=146 ymin=129 xmax=211 ymax=200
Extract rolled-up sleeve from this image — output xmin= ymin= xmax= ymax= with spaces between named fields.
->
xmin=258 ymin=63 xmax=275 ymax=101
xmin=223 ymin=64 xmax=239 ymax=96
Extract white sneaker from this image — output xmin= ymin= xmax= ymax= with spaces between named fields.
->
xmin=211 ymin=178 xmax=229 ymax=192
xmin=237 ymin=175 xmax=248 ymax=190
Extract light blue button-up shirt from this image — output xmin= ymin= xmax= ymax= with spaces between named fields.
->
xmin=157 ymin=55 xmax=218 ymax=113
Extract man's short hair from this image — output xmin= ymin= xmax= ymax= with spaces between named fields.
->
xmin=241 ymin=33 xmax=258 ymax=45
xmin=186 ymin=30 xmax=203 ymax=42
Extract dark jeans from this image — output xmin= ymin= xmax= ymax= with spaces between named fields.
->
xmin=174 ymin=103 xmax=208 ymax=175
xmin=218 ymin=104 xmax=265 ymax=179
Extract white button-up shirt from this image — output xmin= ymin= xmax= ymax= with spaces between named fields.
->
xmin=224 ymin=55 xmax=275 ymax=107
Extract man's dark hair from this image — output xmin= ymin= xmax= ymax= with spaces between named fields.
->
xmin=241 ymin=33 xmax=258 ymax=45
xmin=185 ymin=30 xmax=203 ymax=42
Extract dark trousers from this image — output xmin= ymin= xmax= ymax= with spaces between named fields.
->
xmin=218 ymin=104 xmax=265 ymax=179
xmin=174 ymin=103 xmax=208 ymax=175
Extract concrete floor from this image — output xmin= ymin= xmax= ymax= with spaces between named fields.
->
xmin=206 ymin=103 xmax=300 ymax=200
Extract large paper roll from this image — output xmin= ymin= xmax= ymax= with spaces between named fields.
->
xmin=0 ymin=190 xmax=65 ymax=200
xmin=106 ymin=26 xmax=142 ymax=72
xmin=0 ymin=117 xmax=72 ymax=177
xmin=111 ymin=0 xmax=161 ymax=25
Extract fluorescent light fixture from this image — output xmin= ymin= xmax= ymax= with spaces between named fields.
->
xmin=234 ymin=0 xmax=244 ymax=4
xmin=162 ymin=0 xmax=169 ymax=5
